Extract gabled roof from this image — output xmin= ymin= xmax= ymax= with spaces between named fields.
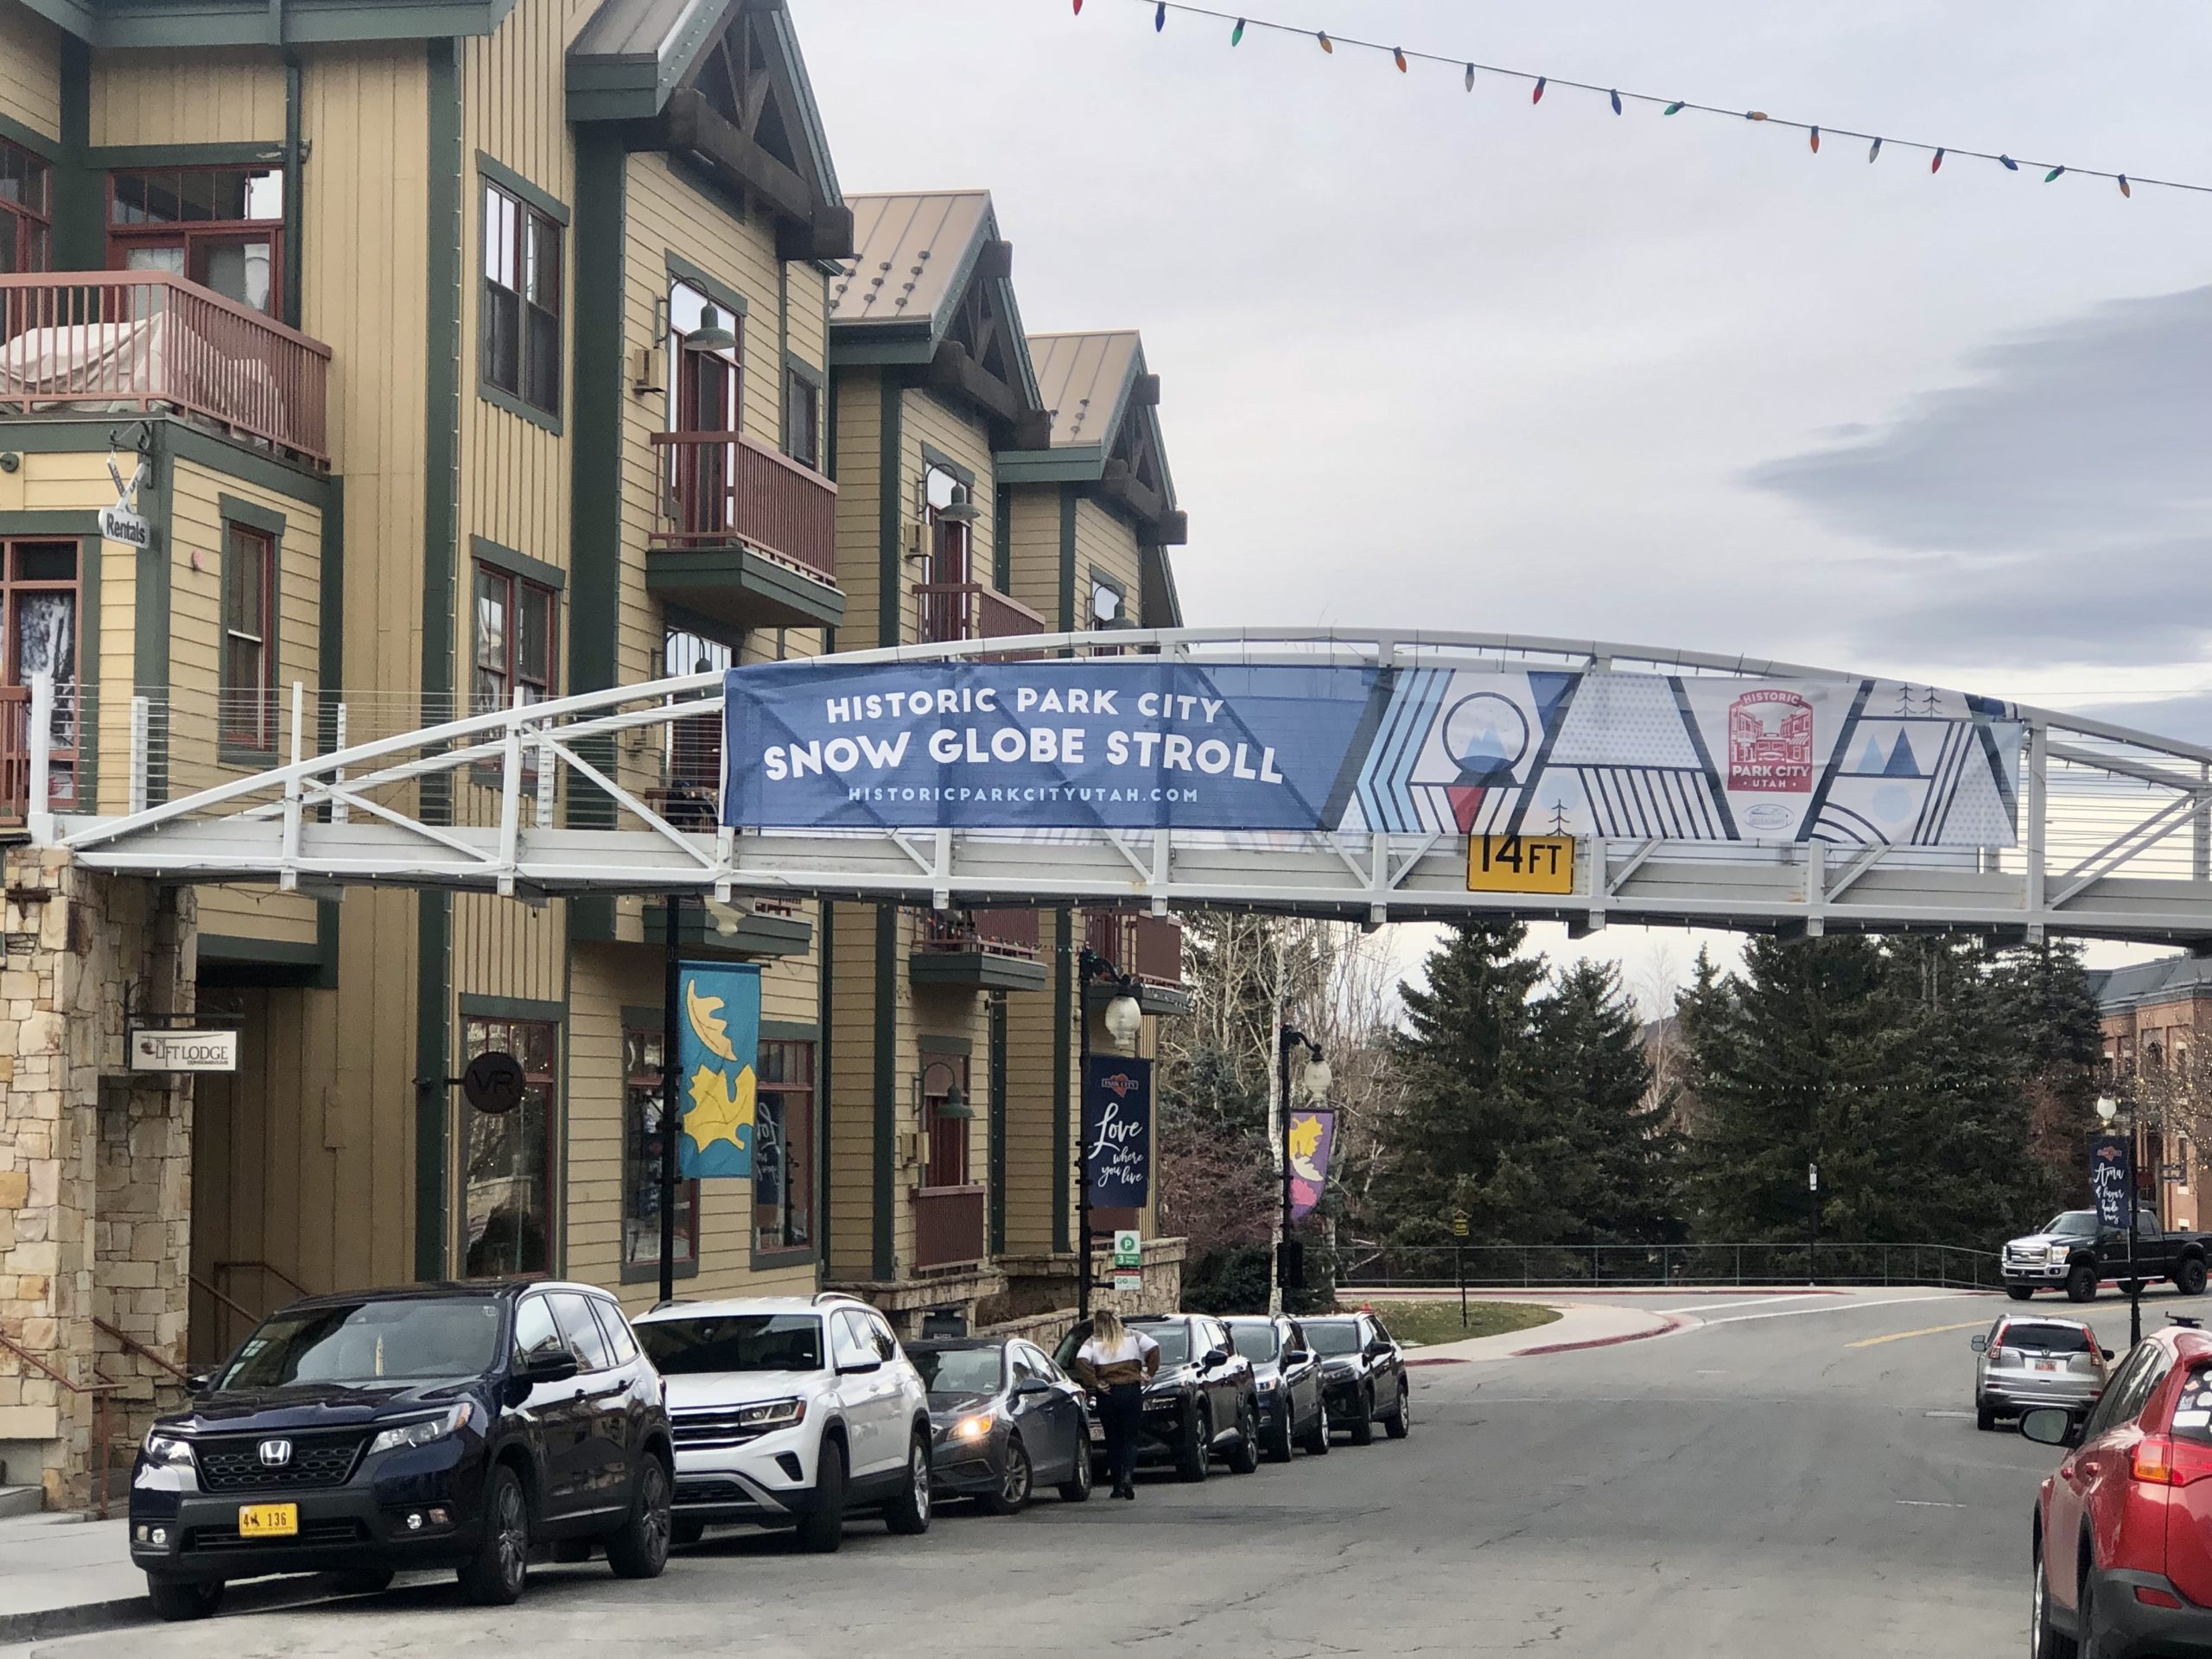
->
xmin=569 ymin=0 xmax=847 ymax=258
xmin=997 ymin=327 xmax=1185 ymax=549
xmin=1030 ymin=330 xmax=1143 ymax=452
xmin=830 ymin=191 xmax=1047 ymax=442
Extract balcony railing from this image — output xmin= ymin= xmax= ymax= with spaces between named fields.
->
xmin=917 ymin=906 xmax=1040 ymax=958
xmin=913 ymin=582 xmax=1047 ymax=645
xmin=912 ymin=1184 xmax=987 ymax=1272
xmin=0 ymin=271 xmax=332 ymax=467
xmin=1084 ymin=909 xmax=1185 ymax=988
xmin=652 ymin=430 xmax=838 ymax=584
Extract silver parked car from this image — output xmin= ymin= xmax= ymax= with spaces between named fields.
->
xmin=1968 ymin=1314 xmax=2112 ymax=1431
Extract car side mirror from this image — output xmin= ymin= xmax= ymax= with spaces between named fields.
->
xmin=2018 ymin=1408 xmax=2081 ymax=1449
xmin=1200 ymin=1347 xmax=1229 ymax=1370
xmin=1014 ymin=1377 xmax=1055 ymax=1397
xmin=1283 ymin=1350 xmax=1311 ymax=1367
xmin=1363 ymin=1340 xmax=1391 ymax=1360
xmin=837 ymin=1355 xmax=883 ymax=1376
xmin=518 ymin=1350 xmax=579 ymax=1388
xmin=185 ymin=1370 xmax=216 ymax=1394
xmin=1968 ymin=1336 xmax=1989 ymax=1354
xmin=2101 ymin=1348 xmax=2116 ymax=1362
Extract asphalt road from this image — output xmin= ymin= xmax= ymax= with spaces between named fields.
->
xmin=12 ymin=1284 xmax=2202 ymax=1659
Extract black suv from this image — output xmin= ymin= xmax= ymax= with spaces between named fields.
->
xmin=130 ymin=1282 xmax=673 ymax=1622
xmin=1056 ymin=1313 xmax=1261 ymax=1482
xmin=1224 ymin=1314 xmax=1329 ymax=1462
xmin=1304 ymin=1311 xmax=1409 ymax=1445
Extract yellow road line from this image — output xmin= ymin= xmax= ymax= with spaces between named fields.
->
xmin=1847 ymin=1319 xmax=1989 ymax=1349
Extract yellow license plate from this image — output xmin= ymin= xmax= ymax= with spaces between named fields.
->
xmin=1466 ymin=834 xmax=1576 ymax=894
xmin=236 ymin=1503 xmax=298 ymax=1538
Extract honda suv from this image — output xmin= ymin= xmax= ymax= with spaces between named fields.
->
xmin=632 ymin=1294 xmax=932 ymax=1552
xmin=2023 ymin=1318 xmax=2212 ymax=1656
xmin=129 ymin=1282 xmax=673 ymax=1622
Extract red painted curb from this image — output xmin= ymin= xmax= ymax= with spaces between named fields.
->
xmin=1510 ymin=1312 xmax=1695 ymax=1357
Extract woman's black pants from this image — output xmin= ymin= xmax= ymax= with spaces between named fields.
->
xmin=1098 ymin=1382 xmax=1145 ymax=1490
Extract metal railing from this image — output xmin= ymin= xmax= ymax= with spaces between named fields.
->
xmin=917 ymin=906 xmax=1041 ymax=957
xmin=652 ymin=429 xmax=838 ymax=583
xmin=0 ymin=270 xmax=332 ymax=466
xmin=1341 ymin=1242 xmax=2005 ymax=1291
xmin=912 ymin=1184 xmax=988 ymax=1272
xmin=1084 ymin=909 xmax=1185 ymax=988
xmin=913 ymin=581 xmax=1048 ymax=645
xmin=0 ymin=1325 xmax=122 ymax=1517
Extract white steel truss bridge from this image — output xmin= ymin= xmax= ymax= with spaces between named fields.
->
xmin=29 ymin=628 xmax=2212 ymax=947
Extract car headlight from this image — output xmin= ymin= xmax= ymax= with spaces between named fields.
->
xmin=367 ymin=1402 xmax=475 ymax=1457
xmin=950 ymin=1413 xmax=995 ymax=1443
xmin=734 ymin=1397 xmax=806 ymax=1432
xmin=1256 ymin=1377 xmax=1278 ymax=1392
xmin=141 ymin=1432 xmax=195 ymax=1468
xmin=2047 ymin=1245 xmax=2071 ymax=1262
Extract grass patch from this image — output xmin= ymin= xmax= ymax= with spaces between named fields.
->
xmin=1348 ymin=1299 xmax=1563 ymax=1347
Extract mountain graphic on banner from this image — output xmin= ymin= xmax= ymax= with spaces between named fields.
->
xmin=1854 ymin=733 xmax=1923 ymax=777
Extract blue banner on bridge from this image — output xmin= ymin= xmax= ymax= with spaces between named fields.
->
xmin=720 ymin=659 xmax=2024 ymax=845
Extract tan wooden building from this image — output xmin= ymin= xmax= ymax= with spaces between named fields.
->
xmin=0 ymin=0 xmax=1190 ymax=1507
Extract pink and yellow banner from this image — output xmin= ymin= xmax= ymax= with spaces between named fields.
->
xmin=1288 ymin=1109 xmax=1336 ymax=1220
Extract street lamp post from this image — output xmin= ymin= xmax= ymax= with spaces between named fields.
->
xmin=1076 ymin=945 xmax=1142 ymax=1322
xmin=2099 ymin=1094 xmax=2144 ymax=1348
xmin=1275 ymin=1027 xmax=1331 ymax=1316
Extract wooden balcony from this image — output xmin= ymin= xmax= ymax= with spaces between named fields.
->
xmin=912 ymin=1184 xmax=988 ymax=1273
xmin=646 ymin=430 xmax=842 ymax=631
xmin=913 ymin=582 xmax=1047 ymax=647
xmin=0 ymin=271 xmax=332 ymax=467
xmin=910 ymin=906 xmax=1047 ymax=993
xmin=1084 ymin=909 xmax=1192 ymax=1014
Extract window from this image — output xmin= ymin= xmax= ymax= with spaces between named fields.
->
xmin=0 ymin=539 xmax=79 ymax=808
xmin=0 ymin=139 xmax=49 ymax=274
xmin=754 ymin=1039 xmax=815 ymax=1255
xmin=220 ymin=522 xmax=276 ymax=751
xmin=917 ymin=465 xmax=973 ymax=644
xmin=512 ymin=1295 xmax=563 ymax=1365
xmin=922 ymin=1053 xmax=970 ymax=1189
xmin=831 ymin=1310 xmax=875 ymax=1370
xmin=591 ymin=1299 xmax=639 ymax=1366
xmin=664 ymin=281 xmax=741 ymax=536
xmin=867 ymin=1313 xmax=899 ymax=1363
xmin=664 ymin=630 xmax=732 ymax=812
xmin=459 ymin=1015 xmax=556 ymax=1279
xmin=784 ymin=364 xmax=820 ymax=469
xmin=621 ymin=1020 xmax=698 ymax=1274
xmin=472 ymin=563 xmax=556 ymax=716
xmin=550 ymin=1291 xmax=613 ymax=1371
xmin=109 ymin=167 xmax=283 ymax=313
xmin=481 ymin=180 xmax=562 ymax=417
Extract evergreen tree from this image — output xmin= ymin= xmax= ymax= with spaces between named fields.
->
xmin=1525 ymin=960 xmax=1682 ymax=1244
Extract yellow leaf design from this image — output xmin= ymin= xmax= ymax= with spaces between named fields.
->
xmin=685 ymin=1064 xmax=754 ymax=1150
xmin=685 ymin=976 xmax=740 ymax=1064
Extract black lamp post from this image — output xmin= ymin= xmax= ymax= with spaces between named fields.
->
xmin=1075 ymin=945 xmax=1143 ymax=1321
xmin=1275 ymin=1027 xmax=1330 ymax=1313
xmin=658 ymin=891 xmax=687 ymax=1308
xmin=2100 ymin=1093 xmax=2144 ymax=1348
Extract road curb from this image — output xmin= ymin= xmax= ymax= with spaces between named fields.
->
xmin=0 ymin=1571 xmax=359 ymax=1647
xmin=1510 ymin=1311 xmax=1694 ymax=1356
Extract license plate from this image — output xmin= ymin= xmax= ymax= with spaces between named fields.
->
xmin=2035 ymin=1360 xmax=2057 ymax=1372
xmin=1088 ymin=1422 xmax=1104 ymax=1444
xmin=236 ymin=1503 xmax=298 ymax=1538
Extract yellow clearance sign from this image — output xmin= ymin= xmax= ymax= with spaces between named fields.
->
xmin=1465 ymin=835 xmax=1576 ymax=894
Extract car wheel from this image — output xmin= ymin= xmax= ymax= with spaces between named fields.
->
xmin=1177 ymin=1401 xmax=1211 ymax=1482
xmin=2066 ymin=1263 xmax=2098 ymax=1303
xmin=327 ymin=1567 xmax=395 ymax=1596
xmin=795 ymin=1437 xmax=848 ymax=1553
xmin=1385 ymin=1379 xmax=1412 ymax=1440
xmin=606 ymin=1454 xmax=673 ymax=1580
xmin=1057 ymin=1430 xmax=1095 ymax=1503
xmin=671 ymin=1517 xmax=706 ymax=1548
xmin=146 ymin=1576 xmax=225 ymax=1623
xmin=883 ymin=1429 xmax=934 ymax=1535
xmin=982 ymin=1435 xmax=1033 ymax=1516
xmin=1300 ymin=1403 xmax=1332 ymax=1457
xmin=1976 ymin=1400 xmax=1998 ymax=1432
xmin=1350 ymin=1387 xmax=1376 ymax=1446
xmin=1264 ymin=1404 xmax=1295 ymax=1464
xmin=2078 ymin=1566 xmax=2101 ymax=1659
xmin=456 ymin=1465 xmax=530 ymax=1607
xmin=2006 ymin=1286 xmax=2037 ymax=1302
xmin=2031 ymin=1538 xmax=2078 ymax=1659
xmin=1226 ymin=1396 xmax=1262 ymax=1475
xmin=2181 ymin=1257 xmax=2209 ymax=1298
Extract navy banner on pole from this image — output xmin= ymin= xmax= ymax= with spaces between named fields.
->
xmin=2092 ymin=1135 xmax=2133 ymax=1230
xmin=1083 ymin=1056 xmax=1153 ymax=1208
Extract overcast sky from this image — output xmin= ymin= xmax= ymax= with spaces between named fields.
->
xmin=790 ymin=0 xmax=2212 ymax=1003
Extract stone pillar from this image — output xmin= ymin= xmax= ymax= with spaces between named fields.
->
xmin=0 ymin=848 xmax=195 ymax=1510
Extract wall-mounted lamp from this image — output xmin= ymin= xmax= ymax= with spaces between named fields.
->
xmin=919 ymin=1058 xmax=972 ymax=1119
xmin=684 ymin=303 xmax=739 ymax=354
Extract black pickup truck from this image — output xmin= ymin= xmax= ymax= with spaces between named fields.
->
xmin=2000 ymin=1208 xmax=2212 ymax=1302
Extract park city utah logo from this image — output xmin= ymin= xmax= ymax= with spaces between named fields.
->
xmin=1727 ymin=689 xmax=1815 ymax=793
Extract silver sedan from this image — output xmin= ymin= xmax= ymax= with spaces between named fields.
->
xmin=1969 ymin=1314 xmax=2111 ymax=1430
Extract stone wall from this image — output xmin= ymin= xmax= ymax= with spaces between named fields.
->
xmin=0 ymin=849 xmax=194 ymax=1509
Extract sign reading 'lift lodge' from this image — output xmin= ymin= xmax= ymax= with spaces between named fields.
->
xmin=127 ymin=1029 xmax=239 ymax=1072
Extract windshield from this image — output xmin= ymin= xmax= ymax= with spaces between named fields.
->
xmin=1305 ymin=1320 xmax=1362 ymax=1357
xmin=914 ymin=1347 xmax=1004 ymax=1395
xmin=1999 ymin=1323 xmax=2094 ymax=1355
xmin=1130 ymin=1323 xmax=1192 ymax=1367
xmin=218 ymin=1298 xmax=502 ymax=1390
xmin=637 ymin=1313 xmax=823 ymax=1375
xmin=2042 ymin=1212 xmax=2100 ymax=1237
xmin=1229 ymin=1322 xmax=1281 ymax=1361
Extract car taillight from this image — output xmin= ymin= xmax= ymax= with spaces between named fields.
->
xmin=2130 ymin=1435 xmax=2212 ymax=1486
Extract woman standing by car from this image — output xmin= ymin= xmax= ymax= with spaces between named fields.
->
xmin=1070 ymin=1309 xmax=1160 ymax=1501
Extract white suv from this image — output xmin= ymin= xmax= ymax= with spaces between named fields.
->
xmin=631 ymin=1293 xmax=932 ymax=1553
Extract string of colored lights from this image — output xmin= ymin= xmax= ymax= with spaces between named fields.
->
xmin=1071 ymin=0 xmax=2212 ymax=200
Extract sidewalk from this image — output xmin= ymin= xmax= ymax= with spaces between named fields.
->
xmin=1403 ymin=1300 xmax=1687 ymax=1364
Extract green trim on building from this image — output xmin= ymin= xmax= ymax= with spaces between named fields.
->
xmin=477 ymin=150 xmax=569 ymax=225
xmin=53 ymin=36 xmax=96 ymax=272
xmin=1051 ymin=907 xmax=1071 ymax=1254
xmin=992 ymin=485 xmax=1011 ymax=592
xmin=988 ymin=991 xmax=1007 ymax=1255
xmin=1056 ymin=486 xmax=1077 ymax=634
xmin=918 ymin=442 xmax=974 ymax=489
xmin=871 ymin=903 xmax=897 ymax=1281
xmin=0 ymin=111 xmax=58 ymax=158
xmin=0 ymin=511 xmax=99 ymax=534
xmin=875 ymin=374 xmax=902 ymax=649
xmin=568 ymin=129 xmax=626 ymax=699
xmin=469 ymin=533 xmax=565 ymax=592
xmin=477 ymin=378 xmax=563 ymax=436
xmin=762 ymin=1019 xmax=819 ymax=1043
xmin=21 ymin=0 xmax=520 ymax=49
xmin=200 ymin=934 xmax=325 ymax=967
xmin=163 ymin=420 xmax=334 ymax=504
xmin=665 ymin=251 xmax=748 ymax=323
xmin=129 ymin=427 xmax=166 ymax=807
xmin=415 ymin=36 xmax=465 ymax=1286
xmin=917 ymin=1032 xmax=972 ymax=1058
xmin=458 ymin=992 xmax=565 ymax=1023
xmin=318 ymin=474 xmax=345 ymax=739
xmin=86 ymin=142 xmax=285 ymax=168
xmin=216 ymin=493 xmax=288 ymax=539
xmin=817 ymin=899 xmax=834 ymax=1279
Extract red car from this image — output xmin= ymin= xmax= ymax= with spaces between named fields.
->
xmin=2024 ymin=1319 xmax=2212 ymax=1656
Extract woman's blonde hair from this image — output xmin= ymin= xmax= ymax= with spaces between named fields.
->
xmin=1090 ymin=1307 xmax=1125 ymax=1345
